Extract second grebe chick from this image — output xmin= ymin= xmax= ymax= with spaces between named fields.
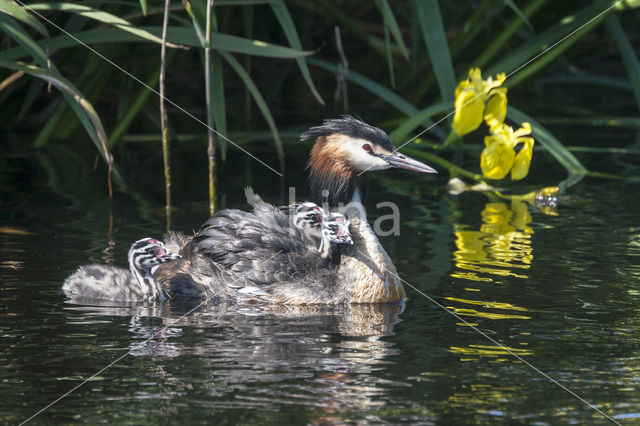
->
xmin=318 ymin=213 xmax=352 ymax=258
xmin=62 ymin=238 xmax=181 ymax=302
xmin=292 ymin=202 xmax=352 ymax=258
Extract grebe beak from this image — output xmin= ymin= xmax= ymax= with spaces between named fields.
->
xmin=382 ymin=152 xmax=437 ymax=173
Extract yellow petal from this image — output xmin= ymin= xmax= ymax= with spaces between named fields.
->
xmin=453 ymin=89 xmax=484 ymax=136
xmin=513 ymin=122 xmax=532 ymax=138
xmin=484 ymin=88 xmax=507 ymax=129
xmin=481 ymin=139 xmax=515 ymax=180
xmin=511 ymin=137 xmax=534 ymax=180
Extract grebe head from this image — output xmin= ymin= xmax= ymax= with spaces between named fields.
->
xmin=322 ymin=213 xmax=353 ymax=246
xmin=301 ymin=115 xmax=437 ymax=206
xmin=128 ymin=238 xmax=181 ymax=276
xmin=293 ymin=201 xmax=326 ymax=230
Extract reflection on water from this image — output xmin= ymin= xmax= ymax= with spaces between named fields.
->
xmin=58 ymin=301 xmax=405 ymax=421
xmin=446 ymin=200 xmax=533 ymax=362
xmin=452 ymin=201 xmax=533 ymax=284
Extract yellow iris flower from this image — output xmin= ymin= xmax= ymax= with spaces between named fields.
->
xmin=452 ymin=68 xmax=507 ymax=136
xmin=480 ymin=122 xmax=534 ymax=180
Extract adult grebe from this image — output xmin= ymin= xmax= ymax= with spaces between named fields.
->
xmin=154 ymin=116 xmax=436 ymax=304
xmin=62 ymin=238 xmax=181 ymax=302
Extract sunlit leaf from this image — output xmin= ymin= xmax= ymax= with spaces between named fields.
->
xmin=27 ymin=2 xmax=183 ymax=48
xmin=0 ymin=27 xmax=314 ymax=61
xmin=0 ymin=0 xmax=49 ymax=38
xmin=138 ymin=0 xmax=147 ymax=16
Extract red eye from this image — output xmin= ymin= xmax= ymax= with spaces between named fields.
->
xmin=362 ymin=144 xmax=372 ymax=152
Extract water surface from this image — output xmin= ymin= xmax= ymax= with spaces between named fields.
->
xmin=1 ymin=141 xmax=640 ymax=424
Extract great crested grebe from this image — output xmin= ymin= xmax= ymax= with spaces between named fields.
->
xmin=62 ymin=238 xmax=181 ymax=302
xmin=154 ymin=116 xmax=436 ymax=304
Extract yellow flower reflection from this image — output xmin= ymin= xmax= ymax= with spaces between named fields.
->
xmin=481 ymin=122 xmax=535 ymax=180
xmin=452 ymin=201 xmax=533 ymax=284
xmin=452 ymin=68 xmax=507 ymax=136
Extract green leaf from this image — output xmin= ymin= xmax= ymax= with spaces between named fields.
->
xmin=0 ymin=12 xmax=49 ymax=68
xmin=139 ymin=0 xmax=147 ymax=16
xmin=487 ymin=0 xmax=613 ymax=81
xmin=0 ymin=27 xmax=314 ymax=61
xmin=414 ymin=0 xmax=456 ymax=104
xmin=27 ymin=2 xmax=182 ymax=47
xmin=220 ymin=51 xmax=285 ymax=173
xmin=0 ymin=0 xmax=49 ymax=38
xmin=503 ymin=0 xmax=533 ymax=31
xmin=183 ymin=0 xmax=206 ymax=46
xmin=604 ymin=14 xmax=640 ymax=113
xmin=374 ymin=0 xmax=409 ymax=60
xmin=508 ymin=105 xmax=587 ymax=175
xmin=308 ymin=58 xmax=445 ymax=140
xmin=616 ymin=0 xmax=640 ymax=9
xmin=270 ymin=0 xmax=324 ymax=105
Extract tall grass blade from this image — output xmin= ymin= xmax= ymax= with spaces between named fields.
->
xmin=270 ymin=0 xmax=324 ymax=105
xmin=0 ymin=27 xmax=314 ymax=61
xmin=0 ymin=60 xmax=116 ymax=194
xmin=503 ymin=0 xmax=533 ymax=30
xmin=508 ymin=106 xmax=587 ymax=175
xmin=414 ymin=0 xmax=455 ymax=104
xmin=138 ymin=0 xmax=147 ymax=16
xmin=27 ymin=2 xmax=183 ymax=48
xmin=220 ymin=51 xmax=285 ymax=173
xmin=604 ymin=14 xmax=640 ymax=113
xmin=0 ymin=0 xmax=49 ymax=38
xmin=0 ymin=12 xmax=48 ymax=67
xmin=374 ymin=0 xmax=409 ymax=59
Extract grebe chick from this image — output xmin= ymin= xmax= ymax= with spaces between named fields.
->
xmin=62 ymin=238 xmax=181 ymax=302
xmin=292 ymin=202 xmax=352 ymax=258
xmin=318 ymin=213 xmax=352 ymax=258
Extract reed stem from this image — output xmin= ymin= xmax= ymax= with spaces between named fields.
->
xmin=160 ymin=0 xmax=172 ymax=228
xmin=205 ymin=0 xmax=216 ymax=216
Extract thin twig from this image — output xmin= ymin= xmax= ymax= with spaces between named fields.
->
xmin=160 ymin=0 xmax=172 ymax=229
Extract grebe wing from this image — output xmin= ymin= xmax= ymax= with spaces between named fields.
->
xmin=161 ymin=203 xmax=337 ymax=300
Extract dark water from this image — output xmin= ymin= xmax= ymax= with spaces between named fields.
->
xmin=1 ymin=137 xmax=640 ymax=424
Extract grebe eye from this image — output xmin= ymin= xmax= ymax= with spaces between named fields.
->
xmin=362 ymin=144 xmax=372 ymax=152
